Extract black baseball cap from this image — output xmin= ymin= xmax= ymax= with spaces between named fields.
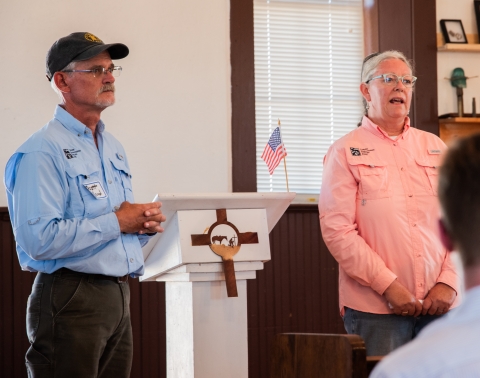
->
xmin=46 ymin=32 xmax=129 ymax=81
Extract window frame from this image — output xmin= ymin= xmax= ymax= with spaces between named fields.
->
xmin=230 ymin=0 xmax=439 ymax=196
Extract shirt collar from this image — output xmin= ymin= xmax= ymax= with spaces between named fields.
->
xmin=361 ymin=116 xmax=411 ymax=140
xmin=54 ymin=105 xmax=105 ymax=135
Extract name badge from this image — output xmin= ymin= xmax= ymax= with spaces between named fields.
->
xmin=429 ymin=149 xmax=441 ymax=155
xmin=83 ymin=181 xmax=108 ymax=199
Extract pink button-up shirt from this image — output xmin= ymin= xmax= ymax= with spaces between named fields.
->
xmin=319 ymin=116 xmax=461 ymax=315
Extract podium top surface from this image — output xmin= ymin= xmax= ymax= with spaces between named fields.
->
xmin=153 ymin=192 xmax=295 ymax=232
xmin=142 ymin=192 xmax=295 ymax=258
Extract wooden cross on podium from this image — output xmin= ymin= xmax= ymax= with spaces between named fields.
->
xmin=191 ymin=209 xmax=259 ymax=297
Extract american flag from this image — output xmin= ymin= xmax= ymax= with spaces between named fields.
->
xmin=261 ymin=127 xmax=287 ymax=175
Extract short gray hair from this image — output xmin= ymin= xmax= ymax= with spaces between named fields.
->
xmin=50 ymin=61 xmax=78 ymax=98
xmin=361 ymin=50 xmax=414 ymax=83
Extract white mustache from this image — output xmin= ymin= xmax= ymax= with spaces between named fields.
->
xmin=98 ymin=84 xmax=115 ymax=94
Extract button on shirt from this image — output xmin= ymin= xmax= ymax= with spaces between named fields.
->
xmin=4 ymin=106 xmax=152 ymax=277
xmin=318 ymin=116 xmax=461 ymax=315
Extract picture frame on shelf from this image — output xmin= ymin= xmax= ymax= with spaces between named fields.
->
xmin=440 ymin=19 xmax=468 ymax=44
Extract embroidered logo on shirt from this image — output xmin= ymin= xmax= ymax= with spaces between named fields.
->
xmin=360 ymin=148 xmax=375 ymax=155
xmin=429 ymin=149 xmax=441 ymax=155
xmin=83 ymin=181 xmax=108 ymax=199
xmin=350 ymin=147 xmax=361 ymax=156
xmin=350 ymin=147 xmax=375 ymax=156
xmin=63 ymin=149 xmax=81 ymax=159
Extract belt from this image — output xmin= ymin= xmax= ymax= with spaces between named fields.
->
xmin=54 ymin=268 xmax=129 ymax=284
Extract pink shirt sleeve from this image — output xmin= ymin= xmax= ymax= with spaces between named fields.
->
xmin=319 ymin=143 xmax=397 ymax=295
xmin=437 ymin=251 xmax=460 ymax=294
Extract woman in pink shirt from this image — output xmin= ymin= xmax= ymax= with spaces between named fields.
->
xmin=318 ymin=50 xmax=460 ymax=356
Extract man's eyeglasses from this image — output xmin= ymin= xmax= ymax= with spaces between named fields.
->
xmin=62 ymin=66 xmax=122 ymax=78
xmin=365 ymin=73 xmax=417 ymax=88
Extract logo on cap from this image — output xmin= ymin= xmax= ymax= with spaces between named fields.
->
xmin=84 ymin=33 xmax=103 ymax=43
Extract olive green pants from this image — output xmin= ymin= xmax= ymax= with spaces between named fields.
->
xmin=26 ymin=269 xmax=132 ymax=378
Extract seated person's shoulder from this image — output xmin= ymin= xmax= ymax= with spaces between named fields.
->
xmin=372 ymin=319 xmax=479 ymax=378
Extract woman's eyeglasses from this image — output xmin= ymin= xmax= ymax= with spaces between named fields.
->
xmin=365 ymin=73 xmax=417 ymax=88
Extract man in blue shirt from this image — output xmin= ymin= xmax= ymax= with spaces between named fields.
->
xmin=4 ymin=32 xmax=165 ymax=378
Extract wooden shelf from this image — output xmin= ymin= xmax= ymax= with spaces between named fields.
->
xmin=439 ymin=117 xmax=480 ymax=145
xmin=437 ymin=33 xmax=480 ymax=52
xmin=439 ymin=117 xmax=480 ymax=123
xmin=438 ymin=43 xmax=480 ymax=52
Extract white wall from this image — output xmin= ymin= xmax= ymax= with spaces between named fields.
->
xmin=0 ymin=0 xmax=232 ymax=207
xmin=437 ymin=0 xmax=480 ymax=115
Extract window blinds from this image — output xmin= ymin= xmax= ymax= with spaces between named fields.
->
xmin=254 ymin=0 xmax=364 ymax=194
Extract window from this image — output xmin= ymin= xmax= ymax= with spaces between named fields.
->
xmin=254 ymin=0 xmax=364 ymax=195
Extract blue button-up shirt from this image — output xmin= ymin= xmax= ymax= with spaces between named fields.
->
xmin=4 ymin=106 xmax=152 ymax=277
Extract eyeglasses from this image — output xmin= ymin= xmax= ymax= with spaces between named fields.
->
xmin=365 ymin=73 xmax=417 ymax=87
xmin=62 ymin=66 xmax=122 ymax=78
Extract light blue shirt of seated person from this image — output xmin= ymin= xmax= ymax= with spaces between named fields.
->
xmin=4 ymin=105 xmax=152 ymax=277
xmin=370 ymin=285 xmax=480 ymax=377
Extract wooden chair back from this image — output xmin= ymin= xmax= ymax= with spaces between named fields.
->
xmin=271 ymin=333 xmax=377 ymax=378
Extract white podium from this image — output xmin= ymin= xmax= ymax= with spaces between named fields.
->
xmin=141 ymin=192 xmax=295 ymax=378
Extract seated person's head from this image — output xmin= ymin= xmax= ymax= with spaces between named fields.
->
xmin=439 ymin=133 xmax=480 ymax=267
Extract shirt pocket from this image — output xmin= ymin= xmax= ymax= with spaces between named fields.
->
xmin=65 ymin=163 xmax=108 ymax=217
xmin=109 ymin=158 xmax=134 ymax=203
xmin=414 ymin=157 xmax=440 ymax=196
xmin=347 ymin=157 xmax=391 ymax=200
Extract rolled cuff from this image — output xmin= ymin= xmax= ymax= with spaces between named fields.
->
xmin=94 ymin=212 xmax=121 ymax=242
xmin=437 ymin=271 xmax=460 ymax=296
xmin=370 ymin=268 xmax=397 ymax=295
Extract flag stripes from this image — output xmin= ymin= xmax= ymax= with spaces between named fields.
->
xmin=261 ymin=127 xmax=287 ymax=175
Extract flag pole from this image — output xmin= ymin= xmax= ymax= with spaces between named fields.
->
xmin=278 ymin=119 xmax=290 ymax=192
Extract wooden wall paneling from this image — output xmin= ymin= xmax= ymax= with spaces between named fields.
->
xmin=363 ymin=0 xmax=379 ymax=56
xmin=377 ymin=0 xmax=416 ymax=125
xmin=130 ymin=280 xmax=166 ymax=378
xmin=411 ymin=0 xmax=439 ymax=135
xmin=307 ymin=211 xmax=324 ymax=331
xmin=377 ymin=0 xmax=413 ymax=57
xmin=0 ymin=210 xmax=13 ymax=375
xmin=363 ymin=0 xmax=439 ymax=135
xmin=290 ymin=212 xmax=304 ymax=330
xmin=276 ymin=211 xmax=293 ymax=330
xmin=140 ymin=281 xmax=166 ymax=377
xmin=230 ymin=0 xmax=257 ymax=192
xmin=0 ymin=208 xmax=32 ymax=378
xmin=247 ymin=206 xmax=344 ymax=378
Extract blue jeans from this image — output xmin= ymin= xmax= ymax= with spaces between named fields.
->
xmin=25 ymin=268 xmax=133 ymax=377
xmin=343 ymin=307 xmax=444 ymax=356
